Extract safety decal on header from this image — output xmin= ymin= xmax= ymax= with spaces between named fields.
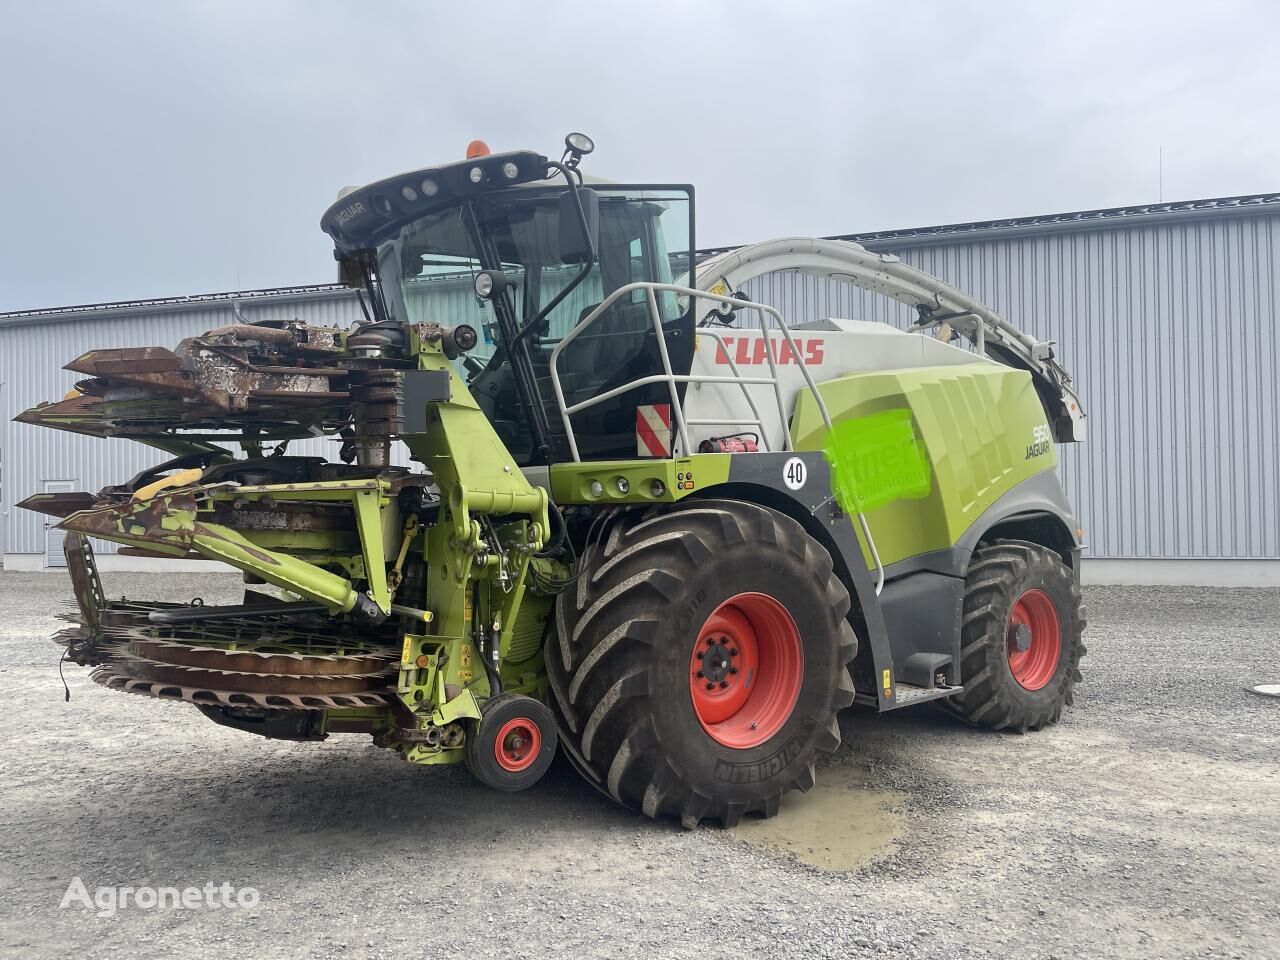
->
xmin=636 ymin=404 xmax=673 ymax=458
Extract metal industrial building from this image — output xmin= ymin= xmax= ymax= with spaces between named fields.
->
xmin=3 ymin=193 xmax=1278 ymax=584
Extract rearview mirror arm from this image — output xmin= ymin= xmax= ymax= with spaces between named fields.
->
xmin=508 ymin=161 xmax=595 ymax=350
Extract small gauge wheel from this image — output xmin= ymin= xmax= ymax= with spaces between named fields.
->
xmin=464 ymin=693 xmax=558 ymax=792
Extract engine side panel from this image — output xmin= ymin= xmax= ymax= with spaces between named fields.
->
xmin=790 ymin=364 xmax=1061 ymax=569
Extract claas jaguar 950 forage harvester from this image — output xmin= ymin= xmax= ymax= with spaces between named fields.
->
xmin=18 ymin=133 xmax=1087 ymax=827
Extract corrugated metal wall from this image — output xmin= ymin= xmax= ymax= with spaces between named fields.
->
xmin=739 ymin=211 xmax=1280 ymax=560
xmin=3 ymin=209 xmax=1277 ymax=562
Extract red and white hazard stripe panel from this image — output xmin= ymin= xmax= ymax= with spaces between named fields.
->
xmin=635 ymin=404 xmax=673 ymax=458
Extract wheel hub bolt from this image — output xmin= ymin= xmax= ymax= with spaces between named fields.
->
xmin=696 ymin=670 xmax=704 ymax=678
xmin=696 ymin=650 xmax=705 ymax=659
xmin=730 ymin=648 xmax=738 ymax=657
xmin=1010 ymin=622 xmax=1033 ymax=653
xmin=719 ymin=681 xmax=728 ymax=689
xmin=730 ymin=667 xmax=738 ymax=675
xmin=705 ymin=682 xmax=714 ymax=691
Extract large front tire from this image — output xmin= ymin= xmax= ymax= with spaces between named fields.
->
xmin=547 ymin=500 xmax=857 ymax=828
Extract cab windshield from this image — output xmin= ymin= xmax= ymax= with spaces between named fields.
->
xmin=371 ymin=185 xmax=694 ymax=464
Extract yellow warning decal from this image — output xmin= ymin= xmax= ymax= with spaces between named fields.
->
xmin=709 ymin=279 xmax=729 ymax=298
xmin=882 ymin=668 xmax=893 ymax=699
xmin=401 ymin=635 xmax=413 ymax=663
xmin=457 ymin=643 xmax=474 ymax=683
xmin=463 ymin=585 xmax=473 ymax=621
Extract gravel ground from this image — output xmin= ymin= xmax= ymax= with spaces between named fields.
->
xmin=0 ymin=571 xmax=1276 ymax=960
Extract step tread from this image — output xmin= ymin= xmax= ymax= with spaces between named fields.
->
xmin=855 ymin=682 xmax=963 ymax=711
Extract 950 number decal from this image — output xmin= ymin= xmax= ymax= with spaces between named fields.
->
xmin=1026 ymin=424 xmax=1052 ymax=460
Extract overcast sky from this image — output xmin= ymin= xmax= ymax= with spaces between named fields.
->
xmin=2 ymin=0 xmax=1277 ymax=311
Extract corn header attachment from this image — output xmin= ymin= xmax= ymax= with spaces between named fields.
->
xmin=20 ymin=309 xmax=558 ymax=767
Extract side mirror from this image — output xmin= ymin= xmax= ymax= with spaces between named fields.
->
xmin=558 ymin=187 xmax=599 ymax=265
xmin=337 ymin=255 xmax=366 ymax=288
xmin=400 ymin=245 xmax=424 ymax=278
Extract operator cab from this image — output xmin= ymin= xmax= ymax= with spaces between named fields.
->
xmin=321 ymin=134 xmax=696 ymax=465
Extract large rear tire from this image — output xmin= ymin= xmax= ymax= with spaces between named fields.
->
xmin=946 ymin=540 xmax=1086 ymax=732
xmin=547 ymin=500 xmax=857 ymax=828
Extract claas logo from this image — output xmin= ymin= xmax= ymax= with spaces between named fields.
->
xmin=712 ymin=336 xmax=824 ymax=366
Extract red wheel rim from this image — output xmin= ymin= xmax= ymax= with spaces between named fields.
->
xmin=494 ymin=717 xmax=541 ymax=772
xmin=689 ymin=592 xmax=803 ymax=749
xmin=1006 ymin=589 xmax=1062 ymax=691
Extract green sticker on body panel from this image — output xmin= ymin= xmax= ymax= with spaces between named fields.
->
xmin=822 ymin=408 xmax=931 ymax=514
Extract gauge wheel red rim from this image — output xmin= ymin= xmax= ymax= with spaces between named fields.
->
xmin=689 ymin=592 xmax=803 ymax=749
xmin=1006 ymin=588 xmax=1062 ymax=691
xmin=494 ymin=717 xmax=542 ymax=772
